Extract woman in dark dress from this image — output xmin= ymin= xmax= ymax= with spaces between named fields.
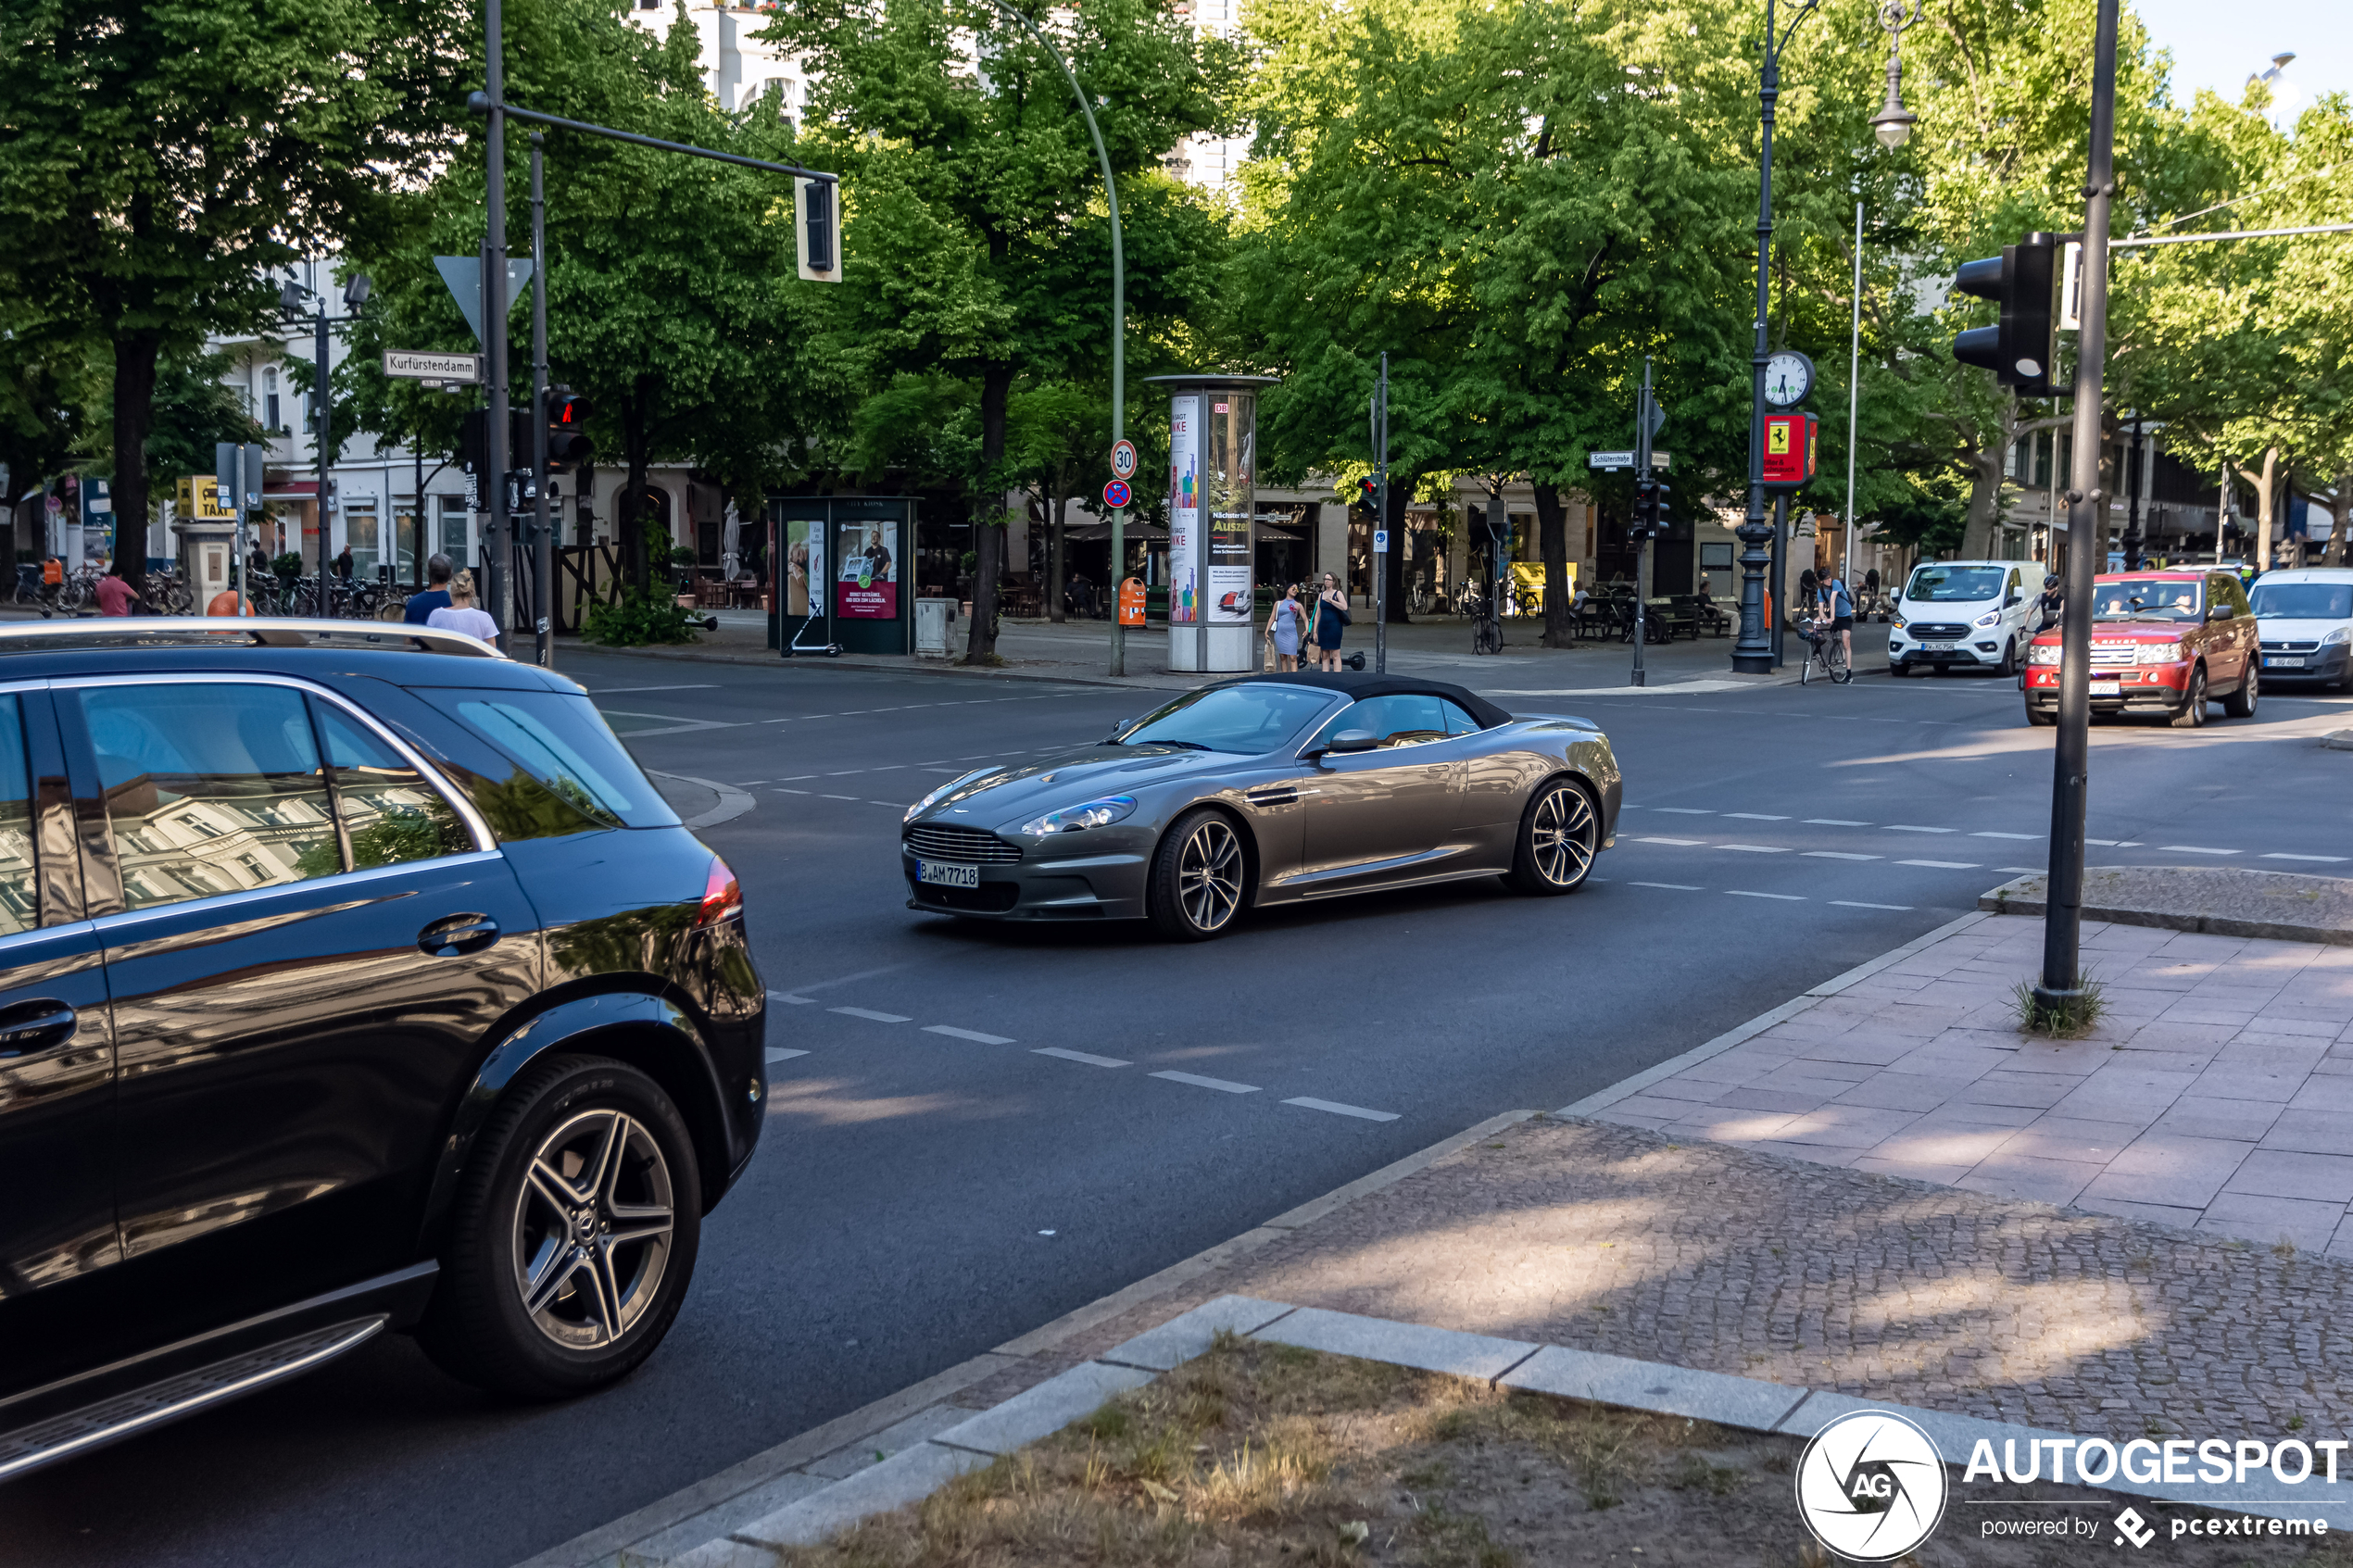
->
xmin=1314 ymin=571 xmax=1349 ymax=671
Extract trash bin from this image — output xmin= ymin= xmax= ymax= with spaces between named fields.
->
xmin=915 ymin=596 xmax=952 ymax=659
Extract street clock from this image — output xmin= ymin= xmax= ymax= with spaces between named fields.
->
xmin=1763 ymin=349 xmax=1816 ymax=408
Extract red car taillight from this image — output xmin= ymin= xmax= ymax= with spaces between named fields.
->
xmin=698 ymin=857 xmax=743 ymax=925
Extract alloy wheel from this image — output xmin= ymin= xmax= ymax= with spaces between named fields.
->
xmin=1176 ymin=819 xmax=1243 ymax=932
xmin=1529 ymin=784 xmax=1598 ymax=887
xmin=510 ymin=1108 xmax=675 ymax=1350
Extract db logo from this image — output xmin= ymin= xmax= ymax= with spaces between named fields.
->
xmin=1795 ymin=1410 xmax=1948 ymax=1562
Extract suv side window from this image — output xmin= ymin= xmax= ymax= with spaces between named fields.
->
xmin=0 ymin=695 xmax=37 ymax=936
xmin=77 ymin=684 xmax=342 ymax=911
xmin=315 ymin=703 xmax=473 ymax=869
xmin=2216 ymin=576 xmax=2253 ymax=618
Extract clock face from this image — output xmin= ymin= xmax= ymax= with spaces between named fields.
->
xmin=1764 ymin=351 xmax=1814 ymax=408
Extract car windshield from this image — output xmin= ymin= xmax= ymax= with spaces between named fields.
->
xmin=1905 ymin=566 xmax=2008 ymax=602
xmin=2093 ymin=581 xmax=2203 ymax=621
xmin=2248 ymin=582 xmax=2353 ymax=621
xmin=1118 ymin=684 xmax=1337 ymax=754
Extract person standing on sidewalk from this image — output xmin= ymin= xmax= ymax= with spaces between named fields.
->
xmin=404 ymin=554 xmax=455 ymax=625
xmin=426 ymin=570 xmax=502 ymax=654
xmin=1265 ymin=583 xmax=1306 ymax=671
xmin=1314 ymin=572 xmax=1350 ymax=672
xmin=94 ymin=565 xmax=140 ymax=617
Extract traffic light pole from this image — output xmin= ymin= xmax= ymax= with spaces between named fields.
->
xmin=1374 ymin=351 xmax=1389 ymax=676
xmin=483 ymin=0 xmax=510 ymax=645
xmin=2037 ymin=0 xmax=2120 ymax=1015
xmin=1632 ymin=357 xmax=1652 ymax=687
xmin=314 ymin=300 xmax=333 ymax=616
xmin=530 ymin=133 xmax=553 ymax=669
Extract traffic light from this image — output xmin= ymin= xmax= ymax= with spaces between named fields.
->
xmin=1359 ymin=476 xmax=1378 ymax=513
xmin=797 ymin=176 xmax=838 ymax=282
xmin=1951 ymin=232 xmax=2058 ymax=395
xmin=546 ymin=389 xmax=592 ymax=471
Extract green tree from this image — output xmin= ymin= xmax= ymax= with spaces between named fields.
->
xmin=77 ymin=348 xmax=267 ymax=499
xmin=0 ymin=0 xmax=465 ymax=594
xmin=766 ymin=0 xmax=1235 ymax=661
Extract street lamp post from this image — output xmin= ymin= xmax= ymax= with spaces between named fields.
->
xmin=278 ymin=272 xmax=371 ymax=618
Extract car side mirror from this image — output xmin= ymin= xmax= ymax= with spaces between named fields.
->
xmin=1326 ymin=729 xmax=1378 ymax=755
xmin=2207 ymin=604 xmax=2232 ymax=621
xmin=2006 ymin=595 xmax=2022 ymax=608
xmin=1107 ymin=718 xmax=1134 ymax=741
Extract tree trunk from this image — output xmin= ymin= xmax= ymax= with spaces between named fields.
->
xmin=1959 ymin=437 xmax=2007 ymax=560
xmin=965 ymin=363 xmax=1013 ymax=661
xmin=2327 ymin=469 xmax=2351 ymax=568
xmin=2255 ymin=447 xmax=2279 ymax=571
xmin=1533 ymin=481 xmax=1572 ymax=647
xmin=1381 ymin=472 xmax=1411 ymax=622
xmin=622 ymin=384 xmax=651 ymax=593
xmin=107 ymin=332 xmax=160 ymax=597
xmin=1047 ymin=488 xmax=1065 ymax=623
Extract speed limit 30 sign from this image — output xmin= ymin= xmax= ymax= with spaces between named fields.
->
xmin=1111 ymin=439 xmax=1139 ymax=481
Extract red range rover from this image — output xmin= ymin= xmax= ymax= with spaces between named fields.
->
xmin=2023 ymin=570 xmax=2259 ymax=728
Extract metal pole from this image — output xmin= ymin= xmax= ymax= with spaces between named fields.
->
xmin=484 ymin=0 xmax=510 ymax=644
xmin=1771 ymin=494 xmax=1789 ymax=666
xmin=413 ymin=438 xmax=424 ymax=593
xmin=2036 ymin=0 xmax=2120 ymax=1011
xmin=315 ymin=302 xmax=332 ymax=615
xmin=2123 ymin=413 xmax=2144 ymax=570
xmin=1375 ymin=351 xmax=1388 ymax=674
xmin=1731 ymin=0 xmax=1801 ymax=674
xmin=1844 ymin=199 xmax=1863 ymax=583
xmin=1633 ymin=357 xmax=1651 ymax=686
xmin=531 ymin=133 xmax=552 ymax=669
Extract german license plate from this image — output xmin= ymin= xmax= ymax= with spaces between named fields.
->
xmin=917 ymin=859 xmax=979 ymax=889
xmin=1921 ymin=641 xmax=1956 ymax=651
xmin=2267 ymin=656 xmax=2304 ymax=668
xmin=2089 ymin=679 xmax=2121 ymax=696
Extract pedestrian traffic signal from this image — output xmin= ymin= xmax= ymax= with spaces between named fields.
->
xmin=547 ymin=389 xmax=592 ymax=471
xmin=1951 ymin=232 xmax=2059 ymax=395
xmin=1359 ymin=476 xmax=1378 ymax=513
xmin=797 ymin=176 xmax=839 ymax=283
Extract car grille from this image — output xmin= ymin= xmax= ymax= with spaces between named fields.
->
xmin=1905 ymin=622 xmax=1969 ymax=640
xmin=2089 ymin=642 xmax=2139 ymax=667
xmin=904 ymin=823 xmax=1024 ymax=863
xmin=2263 ymin=640 xmax=2321 ymax=653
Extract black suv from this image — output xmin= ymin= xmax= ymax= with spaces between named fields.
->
xmin=0 ymin=621 xmax=766 ymax=1483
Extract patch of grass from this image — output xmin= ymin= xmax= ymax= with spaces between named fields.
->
xmin=2016 ymin=975 xmax=2108 ymax=1037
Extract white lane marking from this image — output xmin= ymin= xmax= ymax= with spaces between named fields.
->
xmin=1970 ymin=831 xmax=2040 ymax=839
xmin=1151 ymin=1070 xmax=1261 ymax=1094
xmin=2264 ymin=852 xmax=2350 ymax=862
xmin=1283 ymin=1097 xmax=1401 ymax=1123
xmin=867 ymin=800 xmax=904 ymax=808
xmin=1718 ymin=844 xmax=1793 ymax=853
xmin=1997 ymin=866 xmax=2043 ymax=873
xmin=1634 ymin=836 xmax=1707 ymax=846
xmin=1885 ymin=824 xmax=1957 ymax=834
xmin=1727 ymin=890 xmax=1804 ymax=901
xmin=1722 ymin=812 xmax=1791 ymax=821
xmin=1631 ymin=882 xmax=1703 ymax=890
xmin=1831 ymin=900 xmax=1914 ymax=910
xmin=1896 ymin=859 xmax=1980 ymax=869
xmin=780 ymin=996 xmax=815 ymax=1005
xmin=828 ymin=1007 xmax=912 ymax=1023
xmin=782 ymin=775 xmax=817 ymax=781
xmin=776 ymin=788 xmax=809 ymax=795
xmin=2158 ymin=845 xmax=2240 ymax=855
xmin=1806 ymin=818 xmax=1870 ymax=826
xmin=1035 ymin=1047 xmax=1129 ymax=1068
xmin=1803 ymin=850 xmax=1881 ymax=861
xmin=1653 ymin=808 xmax=1713 ymax=815
xmin=822 ymin=794 xmax=860 ymax=800
xmin=2083 ymin=838 xmax=2145 ymax=847
xmin=734 ymin=780 xmax=772 ymax=786
xmin=764 ymin=1047 xmax=810 ymax=1063
xmin=583 ymin=684 xmax=722 ymax=694
xmin=925 ymin=1025 xmax=1014 ymax=1045
xmin=826 ymin=771 xmax=863 ymax=776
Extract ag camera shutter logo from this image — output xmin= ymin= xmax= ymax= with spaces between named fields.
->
xmin=1795 ymin=1410 xmax=1948 ymax=1562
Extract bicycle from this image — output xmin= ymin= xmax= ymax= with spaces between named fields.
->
xmin=1795 ymin=617 xmax=1852 ymax=685
xmin=1461 ymin=583 xmax=1504 ymax=656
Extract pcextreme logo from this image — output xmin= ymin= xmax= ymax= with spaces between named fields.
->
xmin=1795 ymin=1410 xmax=1950 ymax=1562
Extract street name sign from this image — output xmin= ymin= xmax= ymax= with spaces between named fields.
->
xmin=385 ymin=350 xmax=484 ymax=384
xmin=1588 ymin=450 xmax=1671 ymax=471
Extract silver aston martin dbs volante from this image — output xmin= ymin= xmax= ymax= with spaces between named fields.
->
xmin=900 ymin=671 xmax=1622 ymax=940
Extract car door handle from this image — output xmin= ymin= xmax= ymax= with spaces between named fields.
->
xmin=419 ymin=914 xmax=500 ymax=958
xmin=0 ymin=999 xmax=77 ymax=1060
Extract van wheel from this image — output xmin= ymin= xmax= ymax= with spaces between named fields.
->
xmin=2222 ymin=662 xmax=2259 ymax=719
xmin=2170 ymin=666 xmax=2208 ymax=728
xmin=1996 ymin=638 xmax=2017 ymax=677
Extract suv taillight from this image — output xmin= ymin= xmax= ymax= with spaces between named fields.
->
xmin=698 ymin=858 xmax=742 ymax=925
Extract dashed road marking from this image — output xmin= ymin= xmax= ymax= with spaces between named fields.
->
xmin=925 ymin=1025 xmax=1014 ymax=1045
xmin=1718 ymin=844 xmax=1793 ymax=854
xmin=1997 ymin=866 xmax=2043 ymax=873
xmin=1806 ymin=819 xmax=1870 ymax=826
xmin=1654 ymin=808 xmax=1713 ymax=815
xmin=1727 ymin=890 xmax=1804 ymax=901
xmin=780 ymin=996 xmax=815 ymax=1005
xmin=1634 ymin=836 xmax=1707 ymax=846
xmin=1896 ymin=859 xmax=1979 ymax=870
xmin=1970 ymin=831 xmax=2040 ymax=839
xmin=1631 ymin=882 xmax=1702 ymax=890
xmin=764 ymin=1047 xmax=810 ymax=1063
xmin=1035 ymin=1047 xmax=1129 ymax=1068
xmin=829 ymin=1007 xmax=912 ymax=1023
xmin=1831 ymin=900 xmax=1913 ymax=910
xmin=822 ymin=794 xmax=860 ymax=800
xmin=1722 ymin=812 xmax=1791 ymax=821
xmin=1885 ymin=824 xmax=1957 ymax=834
xmin=1151 ymin=1070 xmax=1260 ymax=1095
xmin=2264 ymin=853 xmax=2349 ymax=863
xmin=1283 ymin=1097 xmax=1400 ymax=1123
xmin=2158 ymin=845 xmax=2240 ymax=856
xmin=1803 ymin=851 xmax=1881 ymax=861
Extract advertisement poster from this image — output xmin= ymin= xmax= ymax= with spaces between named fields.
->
xmin=1168 ymin=396 xmax=1199 ymax=623
xmin=835 ymin=520 xmax=896 ymax=618
xmin=783 ymin=519 xmax=821 ymax=617
xmin=1206 ymin=395 xmax=1254 ymax=622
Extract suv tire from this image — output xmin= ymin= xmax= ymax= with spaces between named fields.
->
xmin=419 ymin=1054 xmax=702 ymax=1399
xmin=2222 ymin=662 xmax=2259 ymax=719
xmin=2170 ymin=665 xmax=2208 ymax=728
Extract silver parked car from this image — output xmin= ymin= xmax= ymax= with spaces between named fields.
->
xmin=900 ymin=672 xmax=1622 ymax=940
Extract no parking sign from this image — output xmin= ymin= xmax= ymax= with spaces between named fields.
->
xmin=1104 ymin=479 xmax=1132 ymax=509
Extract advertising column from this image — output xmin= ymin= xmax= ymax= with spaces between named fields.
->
xmin=1203 ymin=391 xmax=1257 ymax=671
xmin=1167 ymin=395 xmax=1201 ymax=670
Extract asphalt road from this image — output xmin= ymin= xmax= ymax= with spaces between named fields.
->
xmin=5 ymin=649 xmax=2348 ymax=1568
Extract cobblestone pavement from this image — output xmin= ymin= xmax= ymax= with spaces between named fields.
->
xmin=964 ymin=1112 xmax=2353 ymax=1444
xmin=1592 ymin=911 xmax=2353 ymax=1254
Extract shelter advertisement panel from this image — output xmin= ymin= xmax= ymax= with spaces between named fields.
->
xmin=836 ymin=519 xmax=895 ymax=618
xmin=783 ymin=519 xmax=822 ymax=617
xmin=1169 ymin=396 xmax=1200 ymax=623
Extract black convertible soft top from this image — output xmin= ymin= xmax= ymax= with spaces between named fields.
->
xmin=1205 ymin=670 xmax=1516 ymax=731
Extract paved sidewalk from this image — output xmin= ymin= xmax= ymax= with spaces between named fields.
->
xmin=1585 ymin=909 xmax=2353 ymax=1254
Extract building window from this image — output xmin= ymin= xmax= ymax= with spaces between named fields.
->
xmin=264 ymin=367 xmax=280 ymax=433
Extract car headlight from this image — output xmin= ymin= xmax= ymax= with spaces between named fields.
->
xmin=1974 ymin=609 xmax=2002 ymax=627
xmin=1017 ymin=796 xmax=1138 ymax=837
xmin=904 ymin=770 xmax=991 ymax=823
xmin=2137 ymin=642 xmax=2186 ymax=664
xmin=2026 ymin=644 xmax=2061 ymax=665
xmin=2323 ymin=627 xmax=2351 ymax=646
xmin=1890 ymin=615 xmax=1906 ymax=630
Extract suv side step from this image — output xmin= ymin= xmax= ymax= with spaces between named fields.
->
xmin=0 ymin=1316 xmax=385 ymax=1484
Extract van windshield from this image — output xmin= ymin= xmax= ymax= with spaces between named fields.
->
xmin=1905 ymin=566 xmax=2007 ymax=602
xmin=2248 ymin=582 xmax=2353 ymax=621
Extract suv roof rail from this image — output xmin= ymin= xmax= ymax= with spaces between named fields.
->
xmin=0 ymin=618 xmax=501 ymax=658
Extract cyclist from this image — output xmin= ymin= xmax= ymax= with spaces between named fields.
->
xmin=1816 ymin=570 xmax=1854 ymax=671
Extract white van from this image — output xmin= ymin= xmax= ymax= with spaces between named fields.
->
xmin=2248 ymin=566 xmax=2353 ymax=690
xmin=1887 ymin=560 xmax=2041 ymax=676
